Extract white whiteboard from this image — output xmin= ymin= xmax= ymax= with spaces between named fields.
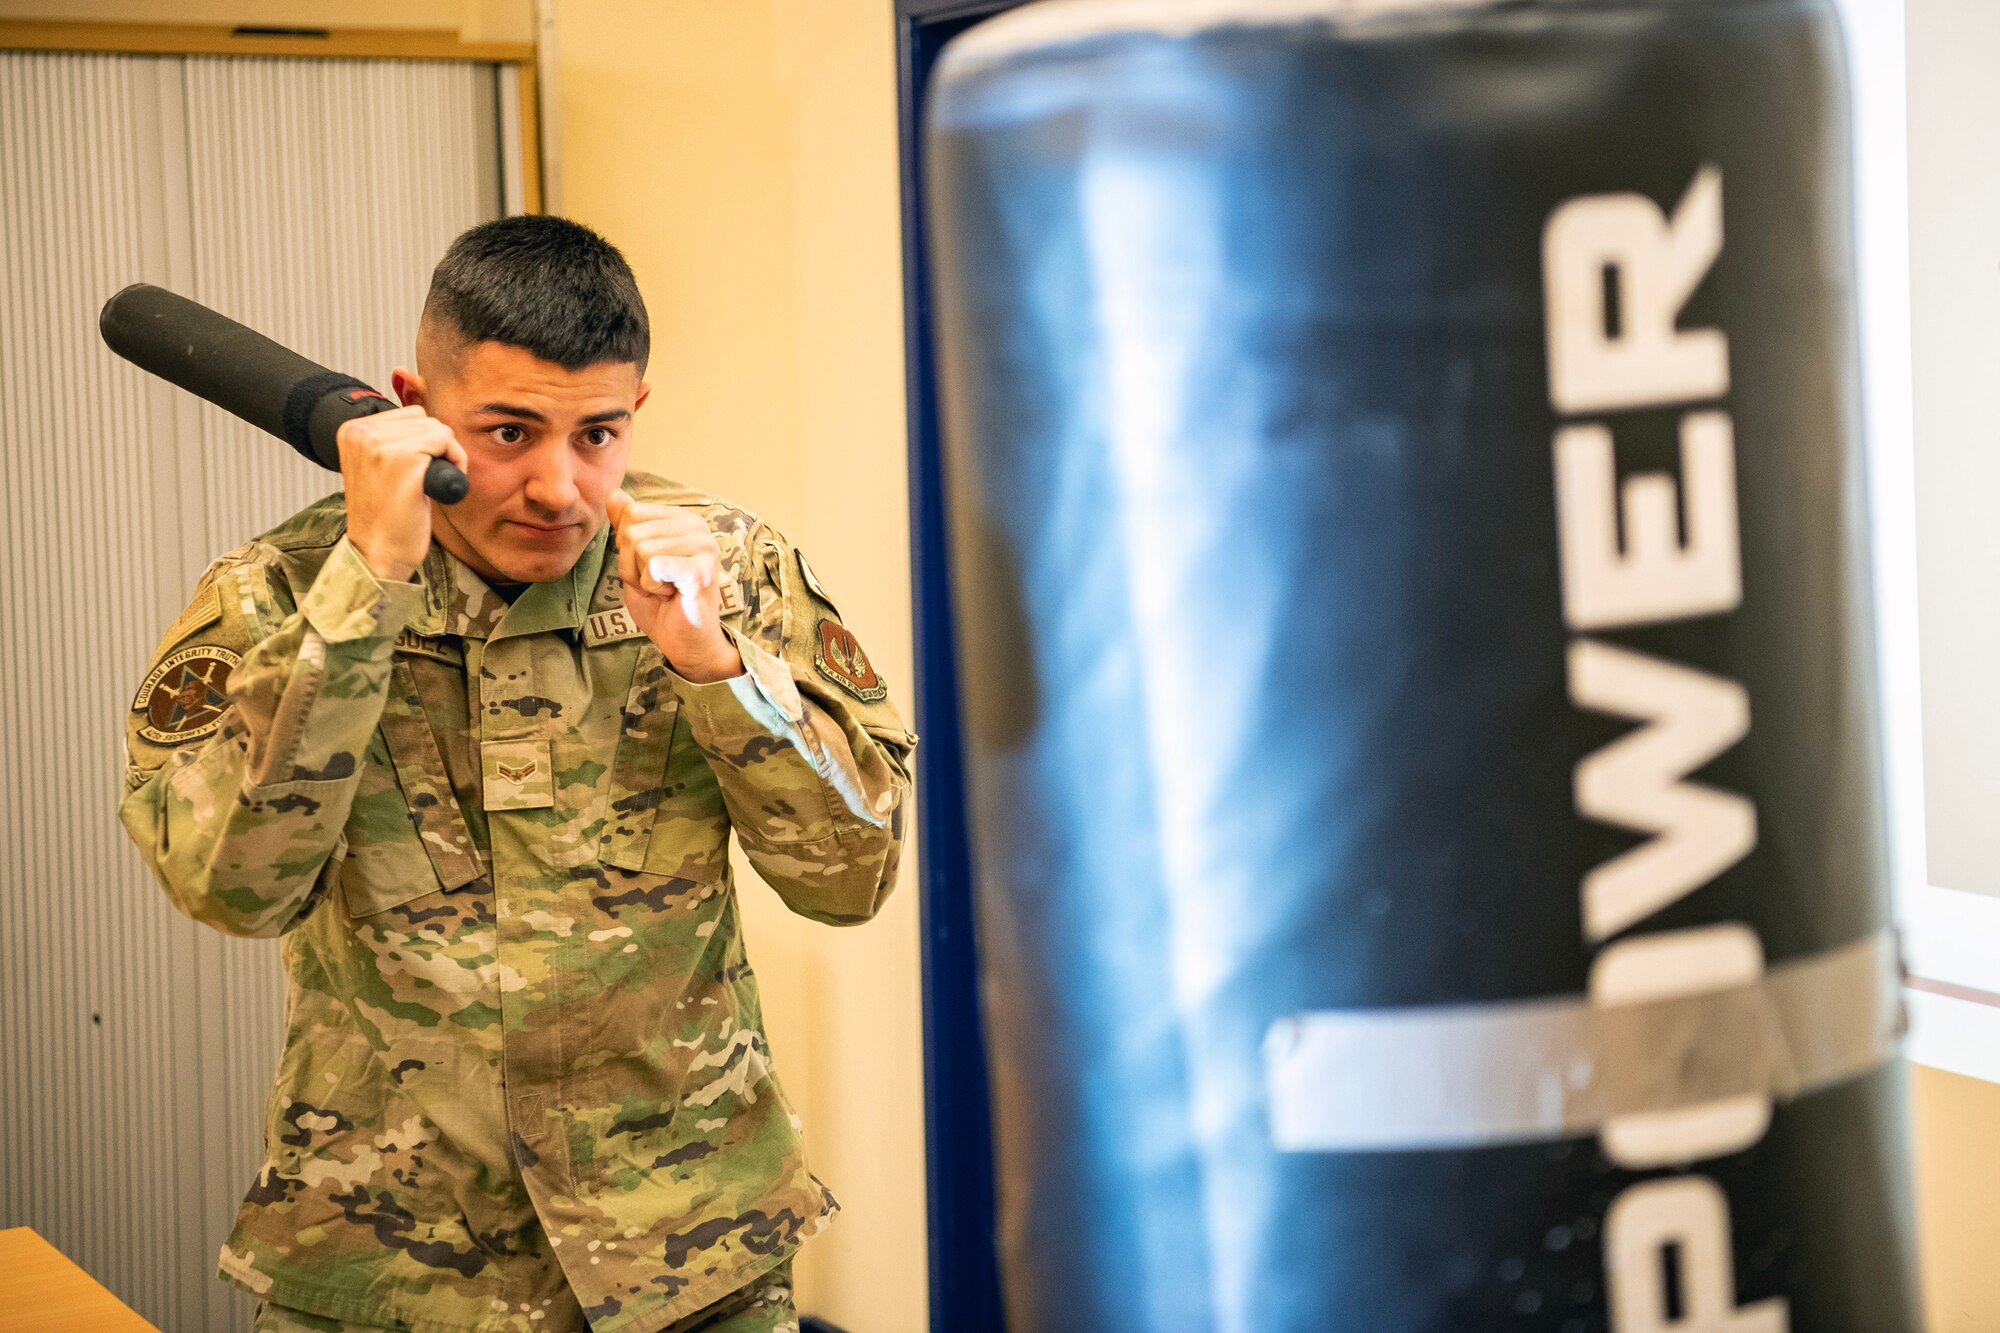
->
xmin=1841 ymin=0 xmax=2000 ymax=1083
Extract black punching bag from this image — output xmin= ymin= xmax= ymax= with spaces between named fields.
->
xmin=924 ymin=1 xmax=1920 ymax=1330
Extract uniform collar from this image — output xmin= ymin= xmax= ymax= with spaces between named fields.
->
xmin=407 ymin=524 xmax=613 ymax=641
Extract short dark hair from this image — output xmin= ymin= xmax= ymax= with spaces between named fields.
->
xmin=423 ymin=215 xmax=650 ymax=373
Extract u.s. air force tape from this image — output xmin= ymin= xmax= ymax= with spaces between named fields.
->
xmin=1263 ymin=930 xmax=1903 ymax=1153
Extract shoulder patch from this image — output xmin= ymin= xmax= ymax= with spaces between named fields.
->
xmin=132 ymin=644 xmax=242 ymax=745
xmin=813 ymin=618 xmax=888 ymax=703
xmin=155 ymin=584 xmax=222 ymax=655
xmin=796 ymin=550 xmax=840 ymax=615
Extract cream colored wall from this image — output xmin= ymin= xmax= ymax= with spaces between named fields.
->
xmin=553 ymin=3 xmax=926 ymax=1328
xmin=1914 ymin=1065 xmax=2000 ymax=1330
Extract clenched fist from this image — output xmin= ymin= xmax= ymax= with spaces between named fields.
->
xmin=338 ymin=405 xmax=468 ymax=583
xmin=606 ymin=488 xmax=744 ymax=684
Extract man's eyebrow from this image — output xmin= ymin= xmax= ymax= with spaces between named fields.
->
xmin=469 ymin=404 xmax=631 ymax=427
xmin=473 ymin=402 xmax=546 ymax=423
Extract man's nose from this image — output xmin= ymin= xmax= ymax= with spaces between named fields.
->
xmin=523 ymin=442 xmax=580 ymax=513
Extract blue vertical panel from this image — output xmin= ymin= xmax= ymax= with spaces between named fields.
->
xmin=895 ymin=3 xmax=1022 ymax=1329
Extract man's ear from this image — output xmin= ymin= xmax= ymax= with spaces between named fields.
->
xmin=391 ymin=367 xmax=425 ymax=408
xmin=634 ymin=380 xmax=650 ymax=412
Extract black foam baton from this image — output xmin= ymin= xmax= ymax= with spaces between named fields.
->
xmin=99 ymin=283 xmax=469 ymax=504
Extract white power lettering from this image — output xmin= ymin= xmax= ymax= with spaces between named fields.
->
xmin=1606 ymin=1178 xmax=1789 ymax=1333
xmin=1545 ymin=167 xmax=1729 ymax=414
xmin=1544 ymin=167 xmax=1781 ymax=1332
xmin=1571 ymin=640 xmax=1756 ymax=943
xmin=1555 ymin=412 xmax=1742 ymax=630
xmin=1591 ymin=924 xmax=1770 ymax=1166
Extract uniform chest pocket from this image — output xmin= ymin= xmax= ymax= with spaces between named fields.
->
xmin=598 ymin=643 xmax=730 ymax=882
xmin=342 ymin=659 xmax=486 ymax=917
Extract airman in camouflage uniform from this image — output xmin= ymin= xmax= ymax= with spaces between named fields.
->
xmin=117 ymin=217 xmax=912 ymax=1333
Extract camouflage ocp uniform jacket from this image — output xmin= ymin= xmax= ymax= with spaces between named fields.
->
xmin=118 ymin=472 xmax=914 ymax=1333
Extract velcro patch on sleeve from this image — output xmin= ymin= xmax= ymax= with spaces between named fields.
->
xmin=154 ymin=584 xmax=223 ymax=656
xmin=132 ymin=644 xmax=242 ymax=745
xmin=813 ymin=618 xmax=888 ymax=702
xmin=796 ymin=550 xmax=840 ymax=614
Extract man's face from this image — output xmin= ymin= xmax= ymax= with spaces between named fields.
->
xmin=394 ymin=341 xmax=649 ymax=585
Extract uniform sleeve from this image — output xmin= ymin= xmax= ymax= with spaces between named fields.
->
xmin=118 ymin=536 xmax=424 ymax=938
xmin=670 ymin=524 xmax=917 ymax=926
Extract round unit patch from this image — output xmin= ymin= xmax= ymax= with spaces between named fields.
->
xmin=134 ymin=644 xmax=241 ymax=745
xmin=813 ymin=619 xmax=888 ymax=703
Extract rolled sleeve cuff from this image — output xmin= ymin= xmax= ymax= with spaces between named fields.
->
xmin=671 ymin=629 xmax=895 ymax=834
xmin=301 ymin=537 xmax=424 ymax=645
xmin=671 ymin=629 xmax=805 ymax=742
